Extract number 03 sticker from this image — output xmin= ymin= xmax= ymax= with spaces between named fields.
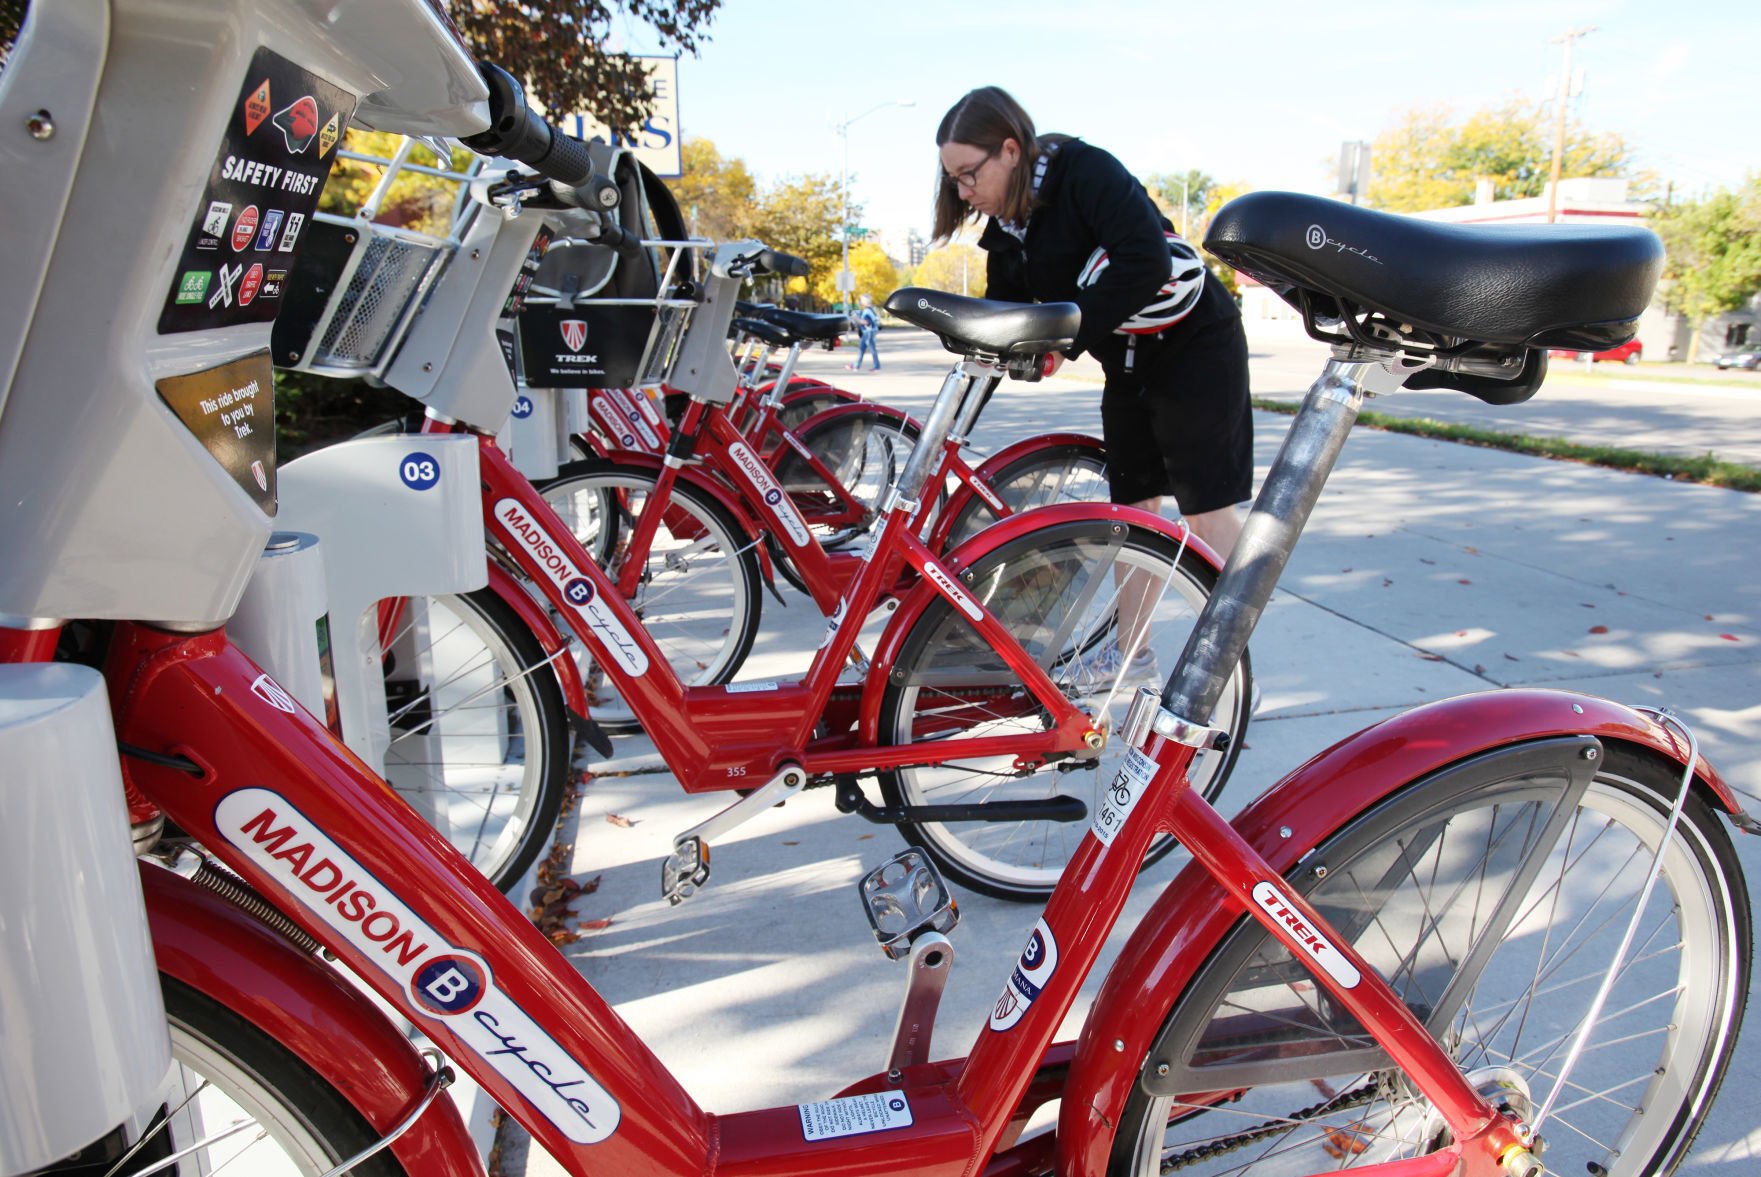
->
xmin=400 ymin=451 xmax=441 ymax=491
xmin=1092 ymin=746 xmax=1157 ymax=848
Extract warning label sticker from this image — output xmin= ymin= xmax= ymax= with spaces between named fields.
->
xmin=798 ymin=1092 xmax=913 ymax=1141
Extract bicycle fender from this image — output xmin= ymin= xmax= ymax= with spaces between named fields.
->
xmin=1055 ymin=687 xmax=1746 ymax=1177
xmin=788 ymin=398 xmax=922 ymax=442
xmin=933 ymin=433 xmax=1106 ymax=549
xmin=141 ymin=864 xmax=485 ymax=1177
xmin=858 ymin=503 xmax=1212 ymax=745
xmin=485 ymin=560 xmax=589 ymax=722
xmin=563 ymin=450 xmax=777 ymax=585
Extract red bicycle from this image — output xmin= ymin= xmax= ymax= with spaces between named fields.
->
xmin=3 ymin=8 xmax=1748 ymax=1177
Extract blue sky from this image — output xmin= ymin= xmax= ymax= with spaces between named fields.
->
xmin=615 ymin=0 xmax=1757 ymax=248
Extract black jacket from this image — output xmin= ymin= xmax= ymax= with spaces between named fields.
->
xmin=978 ymin=138 xmax=1236 ymax=373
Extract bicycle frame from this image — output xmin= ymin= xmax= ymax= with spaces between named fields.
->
xmin=469 ymin=426 xmax=1105 ymax=787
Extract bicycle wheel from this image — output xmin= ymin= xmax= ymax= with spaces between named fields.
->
xmin=538 ymin=458 xmax=763 ymax=730
xmin=776 ymin=386 xmax=858 ymax=432
xmin=381 ymin=587 xmax=569 ymax=892
xmin=876 ymin=518 xmax=1249 ymax=900
xmin=942 ymin=440 xmax=1110 ymax=550
xmin=774 ymin=408 xmax=921 ymax=549
xmin=1110 ymin=741 xmax=1749 ymax=1177
xmin=121 ymin=976 xmax=411 ymax=1175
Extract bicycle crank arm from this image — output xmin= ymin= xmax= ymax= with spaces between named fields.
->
xmin=835 ymin=780 xmax=1087 ymax=825
xmin=662 ymin=764 xmax=807 ymax=903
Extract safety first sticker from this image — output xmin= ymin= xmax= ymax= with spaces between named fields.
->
xmin=798 ymin=1092 xmax=913 ymax=1141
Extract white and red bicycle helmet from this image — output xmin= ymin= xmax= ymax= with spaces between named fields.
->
xmin=1076 ymin=231 xmax=1207 ymax=335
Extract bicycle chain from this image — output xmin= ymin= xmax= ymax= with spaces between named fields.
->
xmin=1160 ymin=1081 xmax=1379 ymax=1173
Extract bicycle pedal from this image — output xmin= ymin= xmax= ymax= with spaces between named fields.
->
xmin=661 ymin=836 xmax=711 ymax=905
xmin=858 ymin=849 xmax=958 ymax=960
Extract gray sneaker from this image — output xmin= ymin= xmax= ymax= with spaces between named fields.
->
xmin=1069 ymin=639 xmax=1160 ymax=693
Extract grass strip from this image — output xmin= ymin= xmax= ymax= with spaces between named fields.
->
xmin=1251 ymin=397 xmax=1761 ymax=493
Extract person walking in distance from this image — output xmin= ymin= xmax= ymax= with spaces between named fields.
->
xmin=932 ymin=85 xmax=1254 ymax=685
xmin=849 ymin=293 xmax=883 ymax=371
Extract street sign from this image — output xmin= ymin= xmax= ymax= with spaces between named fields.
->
xmin=836 ymin=270 xmax=854 ymax=293
xmin=845 ymin=225 xmax=869 ymax=239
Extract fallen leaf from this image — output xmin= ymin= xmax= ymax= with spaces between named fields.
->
xmin=1705 ymin=614 xmax=1716 ymax=622
xmin=1720 ymin=633 xmax=1740 ymax=642
xmin=606 ymin=813 xmax=635 ymax=828
xmin=1419 ymin=557 xmax=1436 ymax=565
xmin=1418 ymin=652 xmax=1446 ymax=662
xmin=858 ymin=834 xmax=876 ymax=840
xmin=1588 ymin=625 xmax=1609 ymax=634
xmin=1341 ymin=567 xmax=1353 ymax=573
xmin=548 ymin=929 xmax=582 ymax=945
xmin=1504 ymin=653 xmax=1521 ymax=662
xmin=1463 ymin=546 xmax=1479 ymax=555
xmin=1581 ymin=602 xmax=1596 ymax=609
xmin=579 ymin=918 xmax=614 ymax=931
xmin=1473 ymin=664 xmax=1486 ymax=674
xmin=578 ymin=874 xmax=602 ymax=895
xmin=1457 ymin=579 xmax=1472 ymax=586
xmin=1382 ymin=578 xmax=1394 ymax=588
xmin=782 ymin=841 xmax=800 ymax=846
xmin=1654 ymin=671 xmax=1665 ymax=678
xmin=1455 ymin=630 xmax=1468 ymax=637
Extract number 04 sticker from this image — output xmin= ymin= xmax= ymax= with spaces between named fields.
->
xmin=1092 ymin=746 xmax=1157 ymax=847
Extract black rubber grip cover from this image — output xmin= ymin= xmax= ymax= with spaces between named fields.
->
xmin=460 ymin=63 xmax=592 ymax=186
xmin=757 ymin=248 xmax=809 ymax=278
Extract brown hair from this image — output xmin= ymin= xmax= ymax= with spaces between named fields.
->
xmin=932 ymin=86 xmax=1039 ymax=244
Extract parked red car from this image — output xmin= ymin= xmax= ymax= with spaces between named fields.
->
xmin=1549 ymin=338 xmax=1643 ymax=364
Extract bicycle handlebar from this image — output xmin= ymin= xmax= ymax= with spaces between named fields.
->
xmin=753 ymin=248 xmax=809 ymax=278
xmin=459 ymin=62 xmax=593 ymax=186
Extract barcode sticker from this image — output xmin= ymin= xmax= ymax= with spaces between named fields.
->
xmin=1092 ymin=746 xmax=1158 ymax=847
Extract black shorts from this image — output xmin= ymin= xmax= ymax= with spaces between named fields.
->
xmin=1100 ymin=314 xmax=1253 ymax=514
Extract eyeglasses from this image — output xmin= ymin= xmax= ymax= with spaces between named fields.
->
xmin=944 ymin=147 xmax=1000 ymax=192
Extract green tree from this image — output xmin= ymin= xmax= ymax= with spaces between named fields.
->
xmin=748 ymin=171 xmax=849 ymax=293
xmin=1364 ymin=99 xmax=1639 ymax=212
xmin=666 ymin=138 xmax=756 ymax=241
xmin=319 ymin=131 xmax=473 ymax=234
xmin=912 ymin=245 xmax=987 ymax=298
xmin=1650 ymin=179 xmax=1761 ymax=361
xmin=449 ymin=0 xmax=721 ymax=134
xmin=1145 ymin=169 xmax=1215 ymax=236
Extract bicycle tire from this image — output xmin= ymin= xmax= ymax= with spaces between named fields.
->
xmin=1109 ymin=741 xmax=1750 ymax=1177
xmin=538 ymin=458 xmax=763 ymax=731
xmin=876 ymin=518 xmax=1249 ymax=900
xmin=942 ymin=440 xmax=1110 ymax=551
xmin=776 ymin=387 xmax=859 ymax=433
xmin=381 ymin=587 xmax=570 ymax=892
xmin=126 ymin=975 xmax=412 ymax=1175
xmin=774 ymin=408 xmax=922 ymax=549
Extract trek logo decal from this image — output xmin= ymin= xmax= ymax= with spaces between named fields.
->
xmin=214 ymin=790 xmax=622 ymax=1143
xmin=727 ymin=440 xmax=811 ymax=548
xmin=250 ymin=673 xmax=299 ymax=714
xmin=970 ymin=476 xmax=1008 ymax=515
xmin=495 ymin=499 xmax=648 ymax=675
xmin=799 ymin=1092 xmax=913 ymax=1141
xmin=783 ymin=432 xmax=815 ymax=461
xmin=990 ymin=917 xmax=1058 ymax=1031
xmin=560 ymin=319 xmax=588 ymax=353
xmin=604 ymin=387 xmax=661 ymax=450
xmin=922 ymin=560 xmax=982 ymax=622
xmin=1250 ymin=881 xmax=1361 ymax=989
xmin=1092 ymin=745 xmax=1156 ymax=847
xmin=590 ymin=398 xmax=639 ymax=449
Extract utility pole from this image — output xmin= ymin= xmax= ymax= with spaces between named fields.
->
xmin=1545 ymin=26 xmax=1596 ymax=223
xmin=836 ymin=99 xmax=914 ymax=313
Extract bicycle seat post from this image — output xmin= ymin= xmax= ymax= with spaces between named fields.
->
xmin=885 ymin=357 xmax=999 ymax=510
xmin=1160 ymin=354 xmax=1403 ymax=729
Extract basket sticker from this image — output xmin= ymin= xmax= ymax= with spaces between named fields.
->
xmin=724 ymin=680 xmax=781 ymax=693
xmin=1251 ymin=881 xmax=1361 ymax=989
xmin=155 ymin=351 xmax=277 ymax=511
xmin=494 ymin=498 xmax=648 ymax=676
xmin=158 ymin=46 xmax=356 ymax=334
xmin=799 ymin=1092 xmax=913 ymax=1141
xmin=1092 ymin=746 xmax=1157 ymax=847
xmin=990 ymin=918 xmax=1058 ymax=1031
xmin=214 ymin=789 xmax=621 ymax=1143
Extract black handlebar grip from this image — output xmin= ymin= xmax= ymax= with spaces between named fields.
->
xmin=459 ymin=63 xmax=592 ymax=186
xmin=756 ymin=248 xmax=809 ymax=278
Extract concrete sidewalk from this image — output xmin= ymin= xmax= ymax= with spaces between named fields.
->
xmin=504 ymin=328 xmax=1761 ymax=1173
